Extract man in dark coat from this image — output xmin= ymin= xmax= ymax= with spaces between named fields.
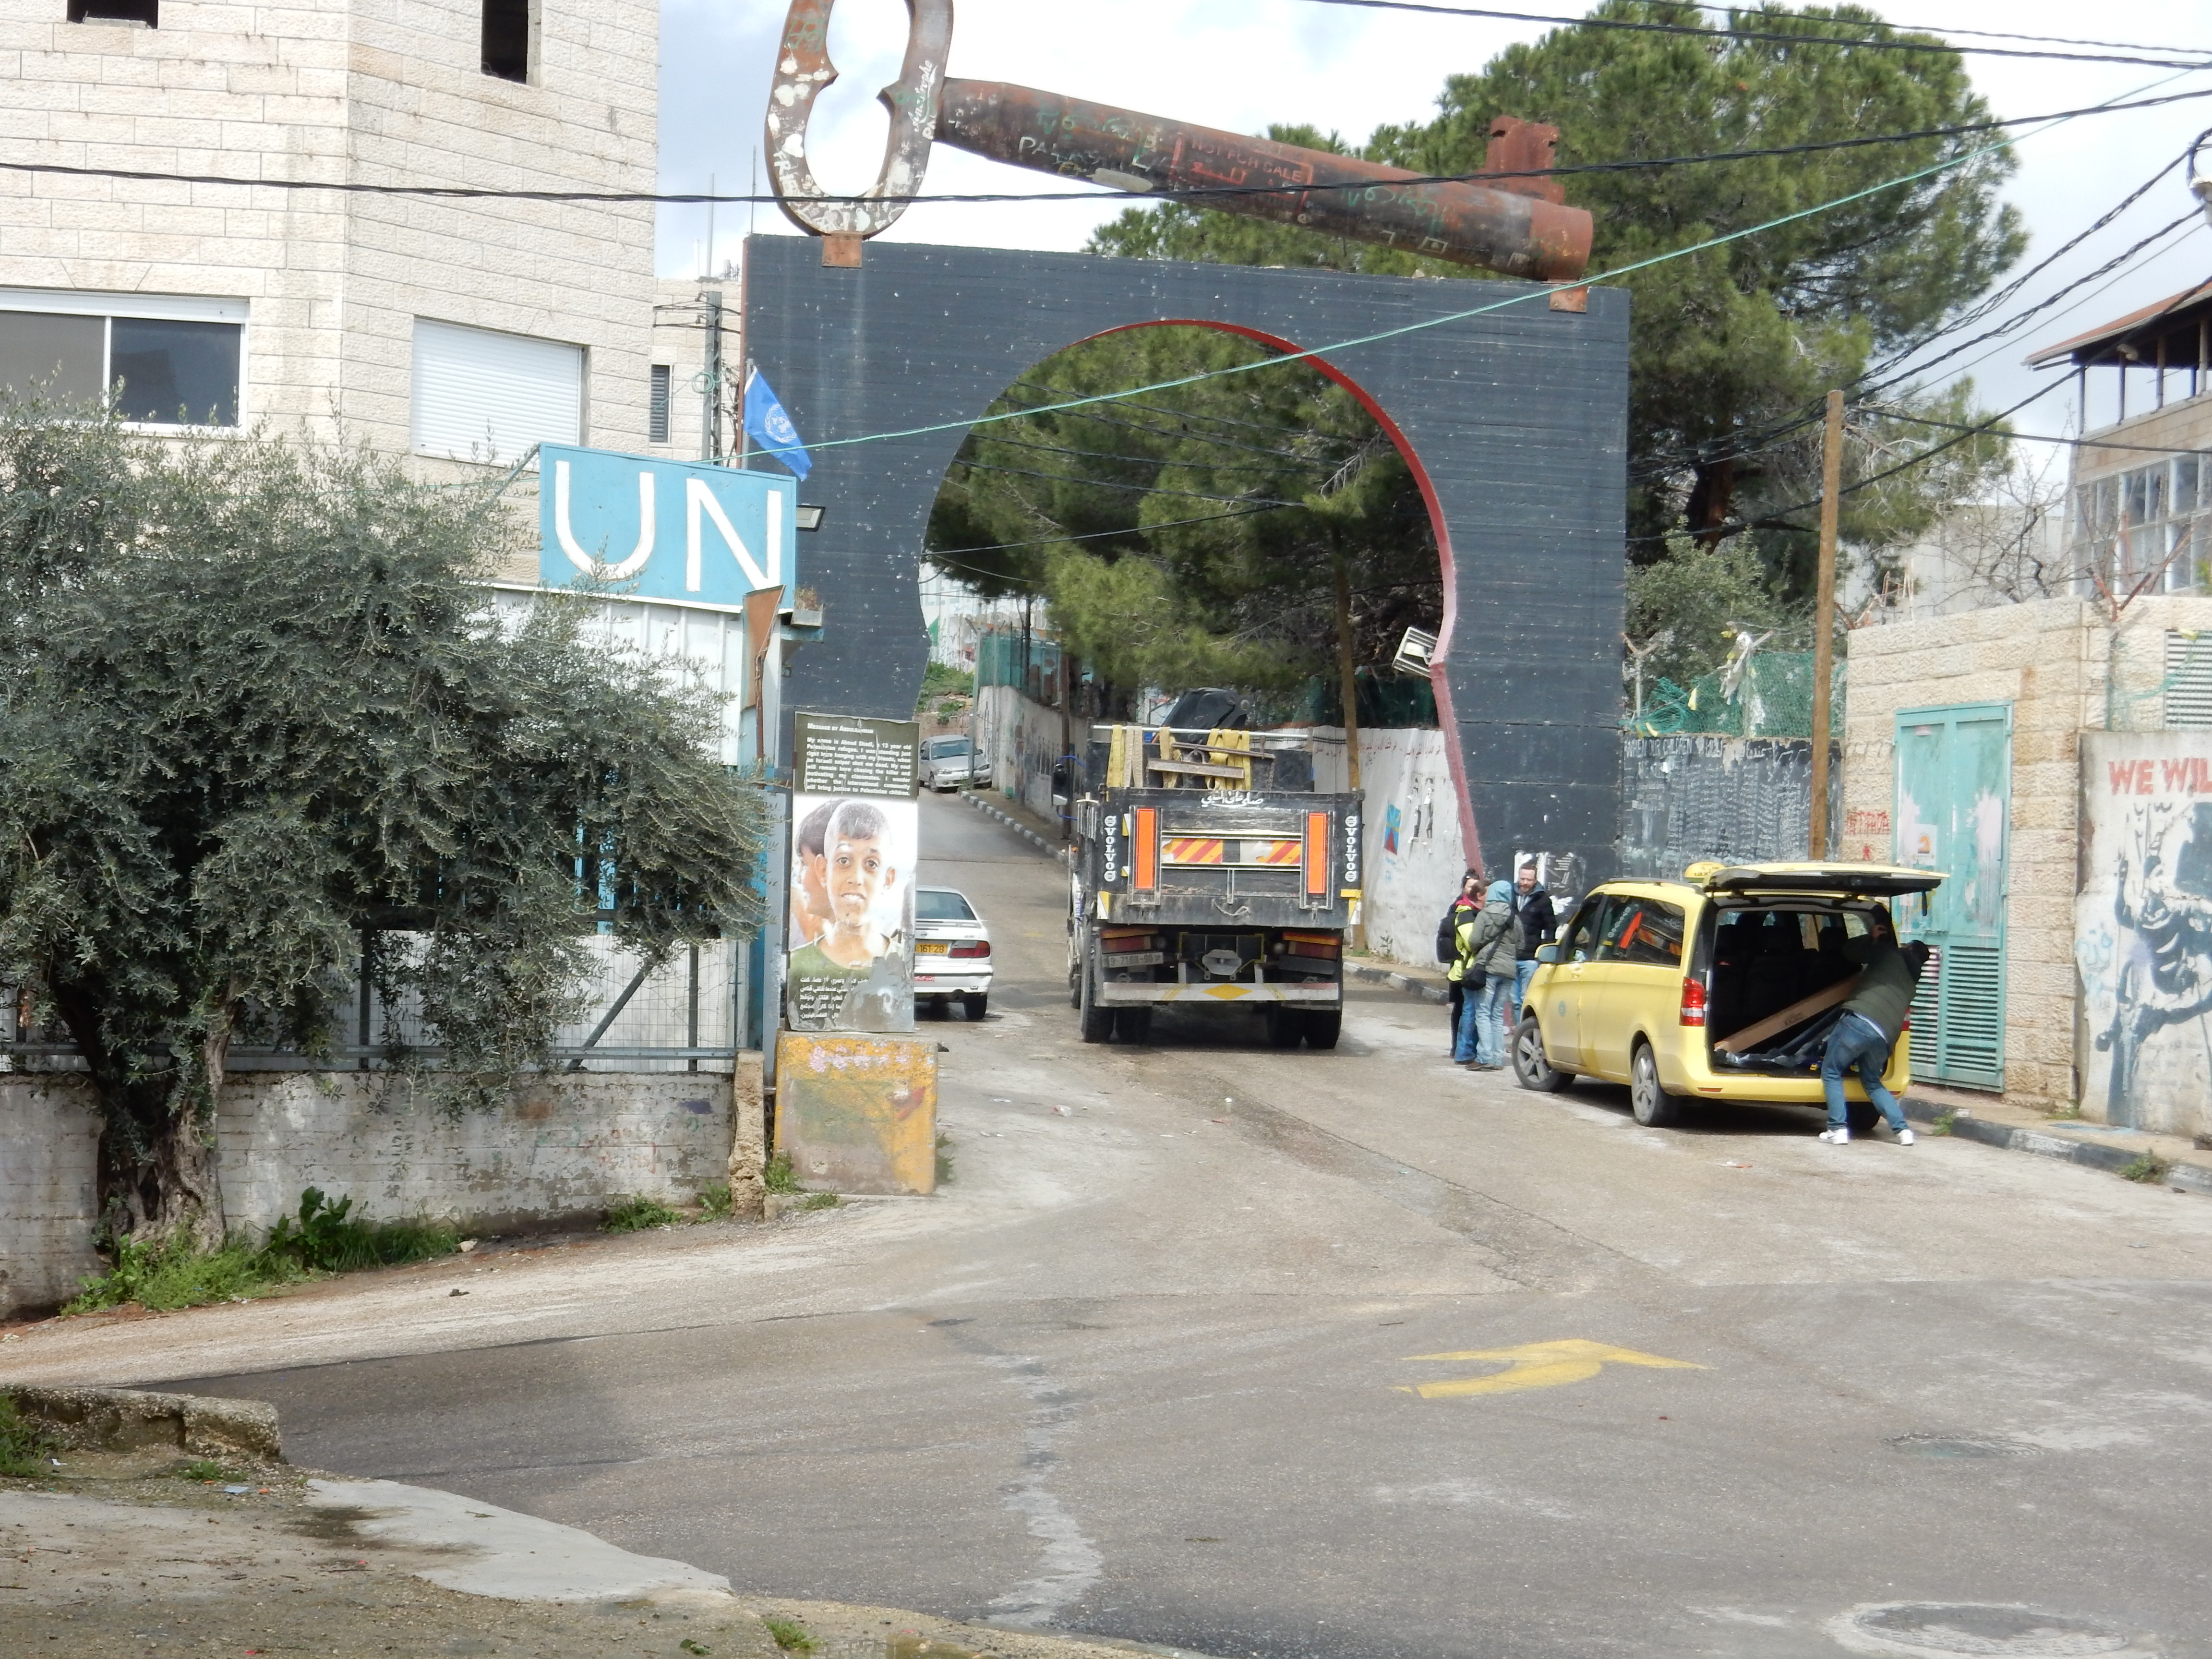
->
xmin=1509 ymin=861 xmax=1556 ymax=1023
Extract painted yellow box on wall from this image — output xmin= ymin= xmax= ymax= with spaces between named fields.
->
xmin=773 ymin=1032 xmax=938 ymax=1195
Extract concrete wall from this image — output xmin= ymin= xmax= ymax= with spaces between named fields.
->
xmin=2075 ymin=731 xmax=2212 ymax=1137
xmin=976 ymin=682 xmax=1070 ymax=827
xmin=1309 ymin=727 xmax=1467 ymax=965
xmin=0 ymin=1077 xmax=103 ymax=1317
xmin=0 ymin=1063 xmax=761 ymax=1318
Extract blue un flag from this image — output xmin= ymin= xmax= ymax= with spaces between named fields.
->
xmin=742 ymin=367 xmax=812 ymax=479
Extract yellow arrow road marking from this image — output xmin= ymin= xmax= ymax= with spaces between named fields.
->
xmin=1398 ymin=1338 xmax=1706 ymax=1399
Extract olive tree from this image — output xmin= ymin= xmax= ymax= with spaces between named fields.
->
xmin=0 ymin=410 xmax=766 ymax=1246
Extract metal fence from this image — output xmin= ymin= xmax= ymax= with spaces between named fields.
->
xmin=0 ymin=932 xmax=751 ymax=1077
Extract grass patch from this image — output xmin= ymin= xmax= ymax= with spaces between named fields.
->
xmin=64 ymin=1187 xmax=461 ymax=1315
xmin=0 ymin=1397 xmax=55 ymax=1478
xmin=762 ymin=1617 xmax=816 ymax=1653
xmin=64 ymin=1234 xmax=305 ymax=1314
xmin=764 ymin=1153 xmax=803 ymax=1195
xmin=1929 ymin=1110 xmax=1956 ymax=1137
xmin=173 ymin=1458 xmax=246 ymax=1482
xmin=2120 ymin=1151 xmax=2174 ymax=1184
xmin=936 ymin=1131 xmax=954 ymax=1187
xmin=603 ymin=1195 xmax=684 ymax=1233
xmin=263 ymin=1188 xmax=459 ymax=1273
xmin=797 ymin=1192 xmax=840 ymax=1211
xmin=696 ymin=1182 xmax=736 ymax=1220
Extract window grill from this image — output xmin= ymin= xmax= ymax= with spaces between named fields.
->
xmin=2166 ymin=630 xmax=2212 ymax=729
xmin=649 ymin=364 xmax=672 ymax=445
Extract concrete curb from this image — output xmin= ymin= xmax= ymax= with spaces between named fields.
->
xmin=4 ymin=1384 xmax=282 ymax=1462
xmin=1346 ymin=961 xmax=1450 ymax=1005
xmin=1900 ymin=1096 xmax=2212 ymax=1194
xmin=963 ymin=790 xmax=1071 ymax=864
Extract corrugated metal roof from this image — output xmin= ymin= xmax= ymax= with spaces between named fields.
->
xmin=2026 ymin=279 xmax=2212 ymax=368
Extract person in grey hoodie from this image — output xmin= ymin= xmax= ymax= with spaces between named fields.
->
xmin=1453 ymin=880 xmax=1520 ymax=1069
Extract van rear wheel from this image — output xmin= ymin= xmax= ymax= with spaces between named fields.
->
xmin=1630 ymin=1042 xmax=1685 ymax=1128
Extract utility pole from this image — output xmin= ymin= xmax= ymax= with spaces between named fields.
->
xmin=701 ymin=289 xmax=723 ymax=463
xmin=1809 ymin=388 xmax=1843 ymax=860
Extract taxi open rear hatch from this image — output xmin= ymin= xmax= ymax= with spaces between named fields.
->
xmin=1684 ymin=861 xmax=1947 ymax=898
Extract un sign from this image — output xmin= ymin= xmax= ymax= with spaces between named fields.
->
xmin=538 ymin=445 xmax=794 ymax=607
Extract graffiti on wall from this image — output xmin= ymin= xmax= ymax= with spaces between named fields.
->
xmin=2077 ymin=735 xmax=2212 ymax=1134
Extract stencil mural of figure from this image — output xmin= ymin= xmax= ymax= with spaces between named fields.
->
xmin=2095 ymin=798 xmax=2212 ymax=1114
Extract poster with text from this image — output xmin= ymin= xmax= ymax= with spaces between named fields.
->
xmin=786 ymin=714 xmax=920 ymax=1033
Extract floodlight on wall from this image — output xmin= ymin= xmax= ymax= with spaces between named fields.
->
xmin=795 ymin=504 xmax=826 ymax=532
xmin=2192 ymin=132 xmax=2212 ymax=228
xmin=1391 ymin=625 xmax=1440 ymax=678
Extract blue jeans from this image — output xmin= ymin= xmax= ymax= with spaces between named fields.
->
xmin=1456 ymin=974 xmax=1510 ymax=1065
xmin=1822 ymin=1011 xmax=1906 ymax=1131
xmin=1513 ymin=958 xmax=1537 ymax=1018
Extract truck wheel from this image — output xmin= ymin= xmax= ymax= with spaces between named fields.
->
xmin=1078 ymin=958 xmax=1114 ymax=1044
xmin=1630 ymin=1042 xmax=1685 ymax=1128
xmin=1115 ymin=1007 xmax=1151 ymax=1043
xmin=962 ymin=992 xmax=989 ymax=1022
xmin=1264 ymin=1007 xmax=1301 ymax=1048
xmin=1512 ymin=1017 xmax=1573 ymax=1093
xmin=1302 ymin=1010 xmax=1342 ymax=1050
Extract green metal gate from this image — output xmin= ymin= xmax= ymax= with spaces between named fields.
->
xmin=1893 ymin=703 xmax=2011 ymax=1090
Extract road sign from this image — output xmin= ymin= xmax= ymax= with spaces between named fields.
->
xmin=539 ymin=444 xmax=794 ymax=607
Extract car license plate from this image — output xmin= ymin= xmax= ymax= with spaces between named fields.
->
xmin=916 ymin=940 xmax=950 ymax=955
xmin=1104 ymin=950 xmax=1164 ymax=967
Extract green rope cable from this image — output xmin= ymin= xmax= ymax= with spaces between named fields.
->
xmin=794 ymin=70 xmax=2200 ymax=460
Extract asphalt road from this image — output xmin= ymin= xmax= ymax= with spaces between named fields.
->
xmin=49 ymin=791 xmax=2212 ymax=1657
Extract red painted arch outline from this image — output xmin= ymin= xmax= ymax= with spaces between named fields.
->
xmin=1074 ymin=318 xmax=1481 ymax=874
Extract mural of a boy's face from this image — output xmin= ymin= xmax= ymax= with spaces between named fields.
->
xmin=827 ymin=830 xmax=896 ymax=931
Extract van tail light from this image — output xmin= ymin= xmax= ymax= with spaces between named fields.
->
xmin=949 ymin=940 xmax=992 ymax=959
xmin=1679 ymin=978 xmax=1708 ymax=1027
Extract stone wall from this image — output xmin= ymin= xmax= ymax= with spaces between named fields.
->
xmin=0 ymin=0 xmax=658 ymax=453
xmin=0 ymin=1061 xmax=762 ymax=1318
xmin=1841 ymin=594 xmax=2212 ymax=1112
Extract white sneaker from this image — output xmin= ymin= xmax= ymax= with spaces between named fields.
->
xmin=1895 ymin=1128 xmax=1915 ymax=1146
xmin=1817 ymin=1127 xmax=1851 ymax=1145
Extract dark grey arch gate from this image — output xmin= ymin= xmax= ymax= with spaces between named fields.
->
xmin=742 ymin=234 xmax=1629 ymax=881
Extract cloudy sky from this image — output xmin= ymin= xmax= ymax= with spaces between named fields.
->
xmin=657 ymin=1 xmax=2212 ymax=447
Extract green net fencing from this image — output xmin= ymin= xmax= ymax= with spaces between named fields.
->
xmin=1628 ymin=650 xmax=1844 ymax=740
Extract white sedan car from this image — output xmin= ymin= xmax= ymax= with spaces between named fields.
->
xmin=919 ymin=734 xmax=985 ymax=792
xmin=915 ymin=887 xmax=992 ymax=1020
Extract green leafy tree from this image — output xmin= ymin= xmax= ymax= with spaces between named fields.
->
xmin=0 ymin=411 xmax=766 ymax=1246
xmin=1090 ymin=2 xmax=2025 ymax=596
xmin=926 ymin=327 xmax=1438 ymax=706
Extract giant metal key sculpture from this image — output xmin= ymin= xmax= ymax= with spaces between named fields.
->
xmin=765 ymin=0 xmax=1593 ymax=280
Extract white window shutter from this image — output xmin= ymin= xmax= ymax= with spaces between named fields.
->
xmin=411 ymin=319 xmax=583 ymax=464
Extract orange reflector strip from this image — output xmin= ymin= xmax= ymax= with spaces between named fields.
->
xmin=1162 ymin=837 xmax=1223 ymax=865
xmin=1304 ymin=813 xmax=1329 ymax=896
xmin=1252 ymin=839 xmax=1303 ymax=866
xmin=1133 ymin=807 xmax=1158 ymax=892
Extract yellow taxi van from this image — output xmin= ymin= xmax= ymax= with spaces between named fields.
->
xmin=1511 ymin=861 xmax=1947 ymax=1128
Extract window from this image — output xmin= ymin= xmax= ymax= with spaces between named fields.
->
xmin=481 ymin=0 xmax=534 ymax=82
xmin=916 ymin=890 xmax=977 ymax=922
xmin=68 ymin=0 xmax=157 ymax=24
xmin=1560 ymin=897 xmax=1614 ymax=964
xmin=410 ymin=319 xmax=581 ymax=464
xmin=0 ymin=292 xmax=243 ymax=426
xmin=1595 ymin=898 xmax=1685 ymax=966
xmin=2072 ymin=454 xmax=2212 ymax=595
xmin=926 ymin=737 xmax=970 ymax=757
xmin=648 ymin=363 xmax=671 ymax=445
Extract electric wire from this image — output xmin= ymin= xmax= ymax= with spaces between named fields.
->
xmin=800 ymin=96 xmax=2117 ymax=460
xmin=1290 ymin=0 xmax=2212 ymax=72
xmin=7 ymin=87 xmax=2212 ymax=205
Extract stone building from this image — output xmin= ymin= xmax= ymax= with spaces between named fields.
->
xmin=1839 ymin=285 xmax=2212 ymax=1135
xmin=0 ymin=0 xmax=722 ymax=469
